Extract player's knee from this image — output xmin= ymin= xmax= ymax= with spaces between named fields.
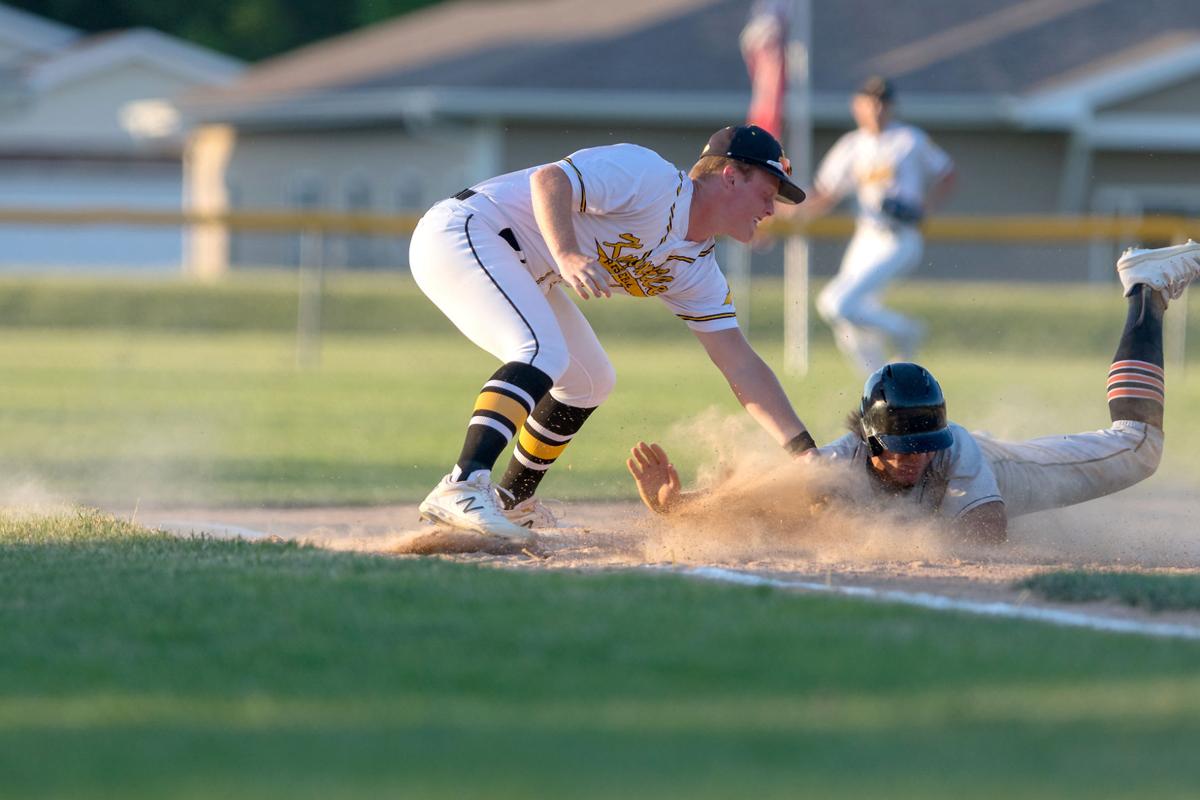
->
xmin=552 ymin=357 xmax=616 ymax=408
xmin=816 ymin=288 xmax=844 ymax=324
xmin=518 ymin=340 xmax=570 ymax=383
xmin=587 ymin=358 xmax=618 ymax=406
xmin=1132 ymin=425 xmax=1164 ymax=481
xmin=818 ymin=287 xmax=866 ymax=326
xmin=1112 ymin=422 xmax=1164 ymax=487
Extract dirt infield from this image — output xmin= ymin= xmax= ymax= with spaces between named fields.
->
xmin=131 ymin=480 xmax=1200 ymax=629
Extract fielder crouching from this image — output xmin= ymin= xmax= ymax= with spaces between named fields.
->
xmin=411 ymin=125 xmax=819 ymax=545
xmin=628 ymin=243 xmax=1200 ymax=543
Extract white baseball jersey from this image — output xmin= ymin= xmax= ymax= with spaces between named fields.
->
xmin=819 ymin=423 xmax=1003 ymax=519
xmin=814 ymin=123 xmax=952 ymax=228
xmin=818 ymin=419 xmax=1163 ymax=521
xmin=470 ymin=144 xmax=738 ymax=332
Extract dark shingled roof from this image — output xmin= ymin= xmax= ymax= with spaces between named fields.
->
xmin=201 ymin=0 xmax=1200 ymax=104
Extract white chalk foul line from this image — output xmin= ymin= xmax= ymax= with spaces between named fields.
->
xmin=685 ymin=566 xmax=1200 ymax=641
xmin=154 ymin=520 xmax=273 ymax=541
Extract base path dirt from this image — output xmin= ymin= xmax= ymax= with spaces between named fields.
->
xmin=129 ymin=481 xmax=1200 ymax=631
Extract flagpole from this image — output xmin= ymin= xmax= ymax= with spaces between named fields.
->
xmin=783 ymin=0 xmax=811 ymax=376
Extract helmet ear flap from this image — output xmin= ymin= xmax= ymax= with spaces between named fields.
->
xmin=867 ymin=435 xmax=885 ymax=457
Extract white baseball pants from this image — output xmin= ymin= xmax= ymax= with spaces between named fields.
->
xmin=409 ymin=197 xmax=616 ymax=408
xmin=817 ymin=223 xmax=924 ymax=375
xmin=976 ymin=420 xmax=1163 ymax=517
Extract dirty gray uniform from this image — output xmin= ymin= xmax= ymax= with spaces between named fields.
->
xmin=819 ymin=420 xmax=1163 ymax=519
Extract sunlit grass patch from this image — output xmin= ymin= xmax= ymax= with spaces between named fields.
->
xmin=1019 ymin=571 xmax=1200 ymax=611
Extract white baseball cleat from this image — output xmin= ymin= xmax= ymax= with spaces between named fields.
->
xmin=1116 ymin=239 xmax=1200 ymax=301
xmin=418 ymin=472 xmax=535 ymax=543
xmin=493 ymin=485 xmax=561 ymax=529
xmin=503 ymin=496 xmax=560 ymax=529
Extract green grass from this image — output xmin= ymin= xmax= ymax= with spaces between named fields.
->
xmin=1021 ymin=571 xmax=1200 ymax=611
xmin=0 ymin=274 xmax=1196 ymax=505
xmin=0 ymin=271 xmax=418 ymax=333
xmin=4 ymin=510 xmax=1200 ymax=798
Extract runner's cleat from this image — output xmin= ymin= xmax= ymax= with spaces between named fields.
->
xmin=1116 ymin=239 xmax=1200 ymax=302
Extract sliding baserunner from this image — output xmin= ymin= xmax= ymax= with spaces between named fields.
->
xmin=627 ymin=242 xmax=1199 ymax=543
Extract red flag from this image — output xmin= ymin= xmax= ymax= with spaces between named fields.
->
xmin=740 ymin=0 xmax=788 ymax=138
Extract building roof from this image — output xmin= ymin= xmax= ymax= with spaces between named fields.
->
xmin=0 ymin=11 xmax=245 ymax=156
xmin=0 ymin=2 xmax=78 ymax=61
xmin=185 ymin=0 xmax=1200 ymax=135
xmin=25 ymin=27 xmax=243 ymax=91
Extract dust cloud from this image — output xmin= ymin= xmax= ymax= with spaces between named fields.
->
xmin=0 ymin=479 xmax=73 ymax=515
xmin=638 ymin=412 xmax=953 ymax=566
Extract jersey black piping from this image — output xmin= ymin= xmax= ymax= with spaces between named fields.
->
xmin=464 ymin=213 xmax=539 ymax=364
xmin=563 ymin=157 xmax=587 ymax=213
xmin=676 ymin=311 xmax=737 ymax=322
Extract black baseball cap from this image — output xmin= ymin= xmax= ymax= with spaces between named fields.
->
xmin=856 ymin=75 xmax=896 ymax=103
xmin=700 ymin=125 xmax=806 ymax=204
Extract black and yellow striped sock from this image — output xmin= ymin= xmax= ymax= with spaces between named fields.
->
xmin=451 ymin=362 xmax=553 ymax=481
xmin=497 ymin=396 xmax=596 ymax=505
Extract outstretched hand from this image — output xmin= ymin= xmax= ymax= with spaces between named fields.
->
xmin=626 ymin=441 xmax=681 ymax=514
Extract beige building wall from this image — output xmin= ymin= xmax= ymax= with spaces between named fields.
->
xmin=1100 ymin=75 xmax=1200 ymax=114
xmin=1091 ymin=150 xmax=1200 ymax=188
xmin=192 ymin=113 xmax=1196 ymax=284
xmin=206 ymin=123 xmax=493 ymax=269
xmin=500 ymin=121 xmax=718 ymax=176
xmin=500 ymin=121 xmax=1085 ymax=281
xmin=0 ymin=63 xmax=195 ymax=150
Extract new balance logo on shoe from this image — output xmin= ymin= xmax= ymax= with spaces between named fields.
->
xmin=418 ymin=473 xmax=535 ymax=542
xmin=455 ymin=495 xmax=484 ymax=514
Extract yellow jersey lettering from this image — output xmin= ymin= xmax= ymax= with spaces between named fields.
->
xmin=594 ymin=232 xmax=681 ymax=297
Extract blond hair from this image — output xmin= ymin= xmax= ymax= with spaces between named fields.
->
xmin=688 ymin=156 xmax=754 ymax=180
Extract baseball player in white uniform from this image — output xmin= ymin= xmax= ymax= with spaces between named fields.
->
xmin=805 ymin=77 xmax=956 ymax=376
xmin=410 ymin=125 xmax=816 ymax=546
xmin=627 ymin=241 xmax=1200 ymax=543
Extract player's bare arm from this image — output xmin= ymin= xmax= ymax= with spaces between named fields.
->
xmin=692 ymin=326 xmax=811 ymax=448
xmin=956 ymin=500 xmax=1007 ymax=545
xmin=529 ymin=164 xmax=612 ymax=300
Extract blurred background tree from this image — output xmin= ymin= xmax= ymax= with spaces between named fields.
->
xmin=7 ymin=0 xmax=446 ymax=60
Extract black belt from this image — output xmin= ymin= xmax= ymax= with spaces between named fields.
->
xmin=452 ymin=188 xmax=520 ymax=252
